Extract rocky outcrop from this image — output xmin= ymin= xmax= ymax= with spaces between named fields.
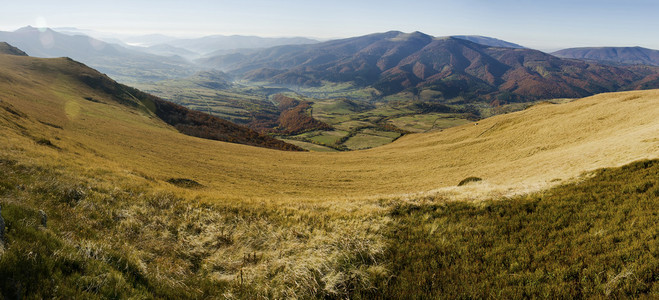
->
xmin=39 ymin=210 xmax=47 ymax=227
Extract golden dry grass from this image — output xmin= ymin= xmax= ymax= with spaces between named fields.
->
xmin=1 ymin=54 xmax=658 ymax=298
xmin=1 ymin=54 xmax=658 ymax=203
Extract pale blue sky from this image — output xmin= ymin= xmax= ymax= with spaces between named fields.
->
xmin=2 ymin=0 xmax=658 ymax=51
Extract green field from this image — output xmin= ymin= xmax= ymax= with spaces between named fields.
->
xmin=343 ymin=133 xmax=396 ymax=150
xmin=295 ymin=81 xmax=381 ymax=99
xmin=361 ymin=128 xmax=401 ymax=139
xmin=289 ymin=130 xmax=349 ymax=146
xmin=388 ymin=113 xmax=473 ymax=132
xmin=308 ymin=130 xmax=349 ymax=145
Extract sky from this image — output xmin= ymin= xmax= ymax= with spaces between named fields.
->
xmin=2 ymin=0 xmax=658 ymax=51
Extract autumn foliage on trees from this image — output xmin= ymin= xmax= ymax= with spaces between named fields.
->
xmin=151 ymin=100 xmax=304 ymax=151
xmin=248 ymin=94 xmax=332 ymax=135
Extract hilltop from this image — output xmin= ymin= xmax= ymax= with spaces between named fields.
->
xmin=452 ymin=35 xmax=525 ymax=48
xmin=0 ymin=42 xmax=27 ymax=56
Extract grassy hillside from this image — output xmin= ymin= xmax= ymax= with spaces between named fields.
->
xmin=0 ymin=53 xmax=657 ymax=298
xmin=1 ymin=151 xmax=656 ymax=298
xmin=0 ymin=53 xmax=302 ymax=151
xmin=367 ymin=159 xmax=659 ymax=299
xmin=0 ymin=52 xmax=657 ymax=200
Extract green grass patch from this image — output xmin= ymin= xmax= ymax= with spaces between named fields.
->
xmin=368 ymin=159 xmax=659 ymax=299
xmin=343 ymin=133 xmax=395 ymax=150
xmin=361 ymin=129 xmax=401 ymax=139
xmin=309 ymin=131 xmax=349 ymax=145
xmin=0 ymin=200 xmax=151 ymax=299
xmin=388 ymin=113 xmax=472 ymax=132
xmin=333 ymin=121 xmax=373 ymax=132
xmin=296 ymin=82 xmax=380 ymax=99
xmin=0 ymin=159 xmax=228 ymax=299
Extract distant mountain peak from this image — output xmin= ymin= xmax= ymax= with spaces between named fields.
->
xmin=389 ymin=31 xmax=432 ymax=42
xmin=15 ymin=26 xmax=52 ymax=33
xmin=15 ymin=25 xmax=35 ymax=31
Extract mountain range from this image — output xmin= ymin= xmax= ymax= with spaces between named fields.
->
xmin=553 ymin=46 xmax=659 ymax=66
xmin=0 ymin=26 xmax=197 ymax=83
xmin=3 ymin=27 xmax=659 ymax=104
xmin=164 ymin=35 xmax=320 ymax=56
xmin=58 ymin=27 xmax=522 ymax=57
xmin=54 ymin=27 xmax=321 ymax=58
xmin=199 ymin=31 xmax=659 ymax=101
xmin=0 ymin=27 xmax=323 ymax=82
